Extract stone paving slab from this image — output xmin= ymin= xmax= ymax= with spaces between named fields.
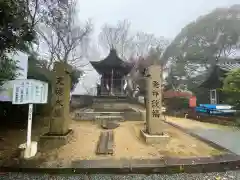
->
xmin=96 ymin=131 xmax=114 ymax=155
xmin=165 ymin=117 xmax=240 ymax=156
xmin=193 ymin=128 xmax=240 ymax=156
xmin=164 ymin=120 xmax=233 ymax=154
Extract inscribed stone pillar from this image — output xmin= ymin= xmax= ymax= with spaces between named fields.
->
xmin=49 ymin=62 xmax=72 ymax=135
xmin=145 ymin=65 xmax=164 ymax=135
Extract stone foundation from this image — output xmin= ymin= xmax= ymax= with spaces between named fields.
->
xmin=39 ymin=129 xmax=73 ymax=151
xmin=74 ymin=111 xmax=144 ymax=121
xmin=140 ymin=130 xmax=169 ymax=144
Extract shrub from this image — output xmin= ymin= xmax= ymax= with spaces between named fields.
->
xmin=222 ymin=68 xmax=240 ymax=109
xmin=0 ymin=102 xmax=28 ymax=127
xmin=164 ymin=97 xmax=189 ymax=111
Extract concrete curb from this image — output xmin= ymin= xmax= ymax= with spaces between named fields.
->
xmin=1 ymin=155 xmax=240 ymax=174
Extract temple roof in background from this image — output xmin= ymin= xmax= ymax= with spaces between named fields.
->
xmin=200 ymin=60 xmax=240 ymax=88
xmin=90 ymin=49 xmax=133 ymax=75
xmin=217 ymin=62 xmax=240 ymax=71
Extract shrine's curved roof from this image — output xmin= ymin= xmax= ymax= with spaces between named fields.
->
xmin=90 ymin=49 xmax=133 ymax=75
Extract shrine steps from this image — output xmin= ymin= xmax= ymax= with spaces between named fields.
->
xmin=74 ymin=111 xmax=143 ymax=122
xmin=72 ymin=95 xmax=145 ymax=122
xmin=93 ymin=96 xmax=128 ymax=103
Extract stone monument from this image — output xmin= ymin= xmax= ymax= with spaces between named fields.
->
xmin=141 ymin=65 xmax=169 ymax=144
xmin=40 ymin=62 xmax=73 ymax=150
xmin=49 ymin=62 xmax=72 ymax=135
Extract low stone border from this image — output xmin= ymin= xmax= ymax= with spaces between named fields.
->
xmin=195 ymin=116 xmax=235 ymax=126
xmin=39 ymin=129 xmax=74 ymax=151
xmin=1 ymin=154 xmax=240 ymax=174
xmin=184 ymin=110 xmax=236 ymax=126
xmin=164 ymin=109 xmax=237 ymax=127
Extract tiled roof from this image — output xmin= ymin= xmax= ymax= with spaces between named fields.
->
xmin=199 ymin=61 xmax=240 ymax=88
xmin=218 ymin=63 xmax=240 ymax=71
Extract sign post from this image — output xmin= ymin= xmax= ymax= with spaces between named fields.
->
xmin=26 ymin=104 xmax=33 ymax=148
xmin=12 ymin=79 xmax=48 ymax=159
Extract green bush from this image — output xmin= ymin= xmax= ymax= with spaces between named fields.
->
xmin=0 ymin=102 xmax=28 ymax=127
xmin=221 ymin=69 xmax=240 ymax=125
xmin=164 ymin=97 xmax=189 ymax=111
xmin=221 ymin=69 xmax=240 ymax=109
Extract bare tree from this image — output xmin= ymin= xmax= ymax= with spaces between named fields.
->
xmin=128 ymin=44 xmax=170 ymax=98
xmin=98 ymin=19 xmax=133 ymax=60
xmin=129 ymin=33 xmax=169 ymax=80
xmin=26 ymin=0 xmax=93 ymax=69
xmin=25 ymin=0 xmax=42 ymax=31
xmin=131 ymin=32 xmax=169 ymax=58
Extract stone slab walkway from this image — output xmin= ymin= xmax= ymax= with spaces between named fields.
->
xmin=165 ymin=116 xmax=240 ymax=155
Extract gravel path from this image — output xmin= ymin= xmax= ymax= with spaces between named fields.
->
xmin=1 ymin=171 xmax=240 ymax=180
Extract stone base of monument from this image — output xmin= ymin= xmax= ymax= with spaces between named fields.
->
xmin=39 ymin=129 xmax=73 ymax=151
xmin=140 ymin=130 xmax=169 ymax=144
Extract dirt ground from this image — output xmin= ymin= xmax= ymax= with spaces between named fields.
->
xmin=0 ymin=116 xmax=224 ymax=168
xmin=0 ymin=117 xmax=49 ymax=165
xmin=38 ymin=120 xmax=223 ymax=167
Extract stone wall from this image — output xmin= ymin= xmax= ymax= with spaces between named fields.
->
xmin=126 ymin=96 xmax=145 ymax=108
xmin=70 ymin=95 xmax=94 ymax=110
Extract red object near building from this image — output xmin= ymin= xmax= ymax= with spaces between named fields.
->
xmin=163 ymin=90 xmax=192 ymax=98
xmin=189 ymin=96 xmax=197 ymax=108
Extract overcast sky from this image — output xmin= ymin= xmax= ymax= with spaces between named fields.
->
xmin=78 ymin=0 xmax=239 ymax=39
xmin=72 ymin=0 xmax=239 ymax=95
xmin=16 ymin=0 xmax=239 ymax=95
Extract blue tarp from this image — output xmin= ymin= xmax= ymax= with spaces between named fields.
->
xmin=195 ymin=104 xmax=236 ymax=116
xmin=199 ymin=104 xmax=232 ymax=109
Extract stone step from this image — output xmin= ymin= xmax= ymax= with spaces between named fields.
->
xmin=93 ymin=97 xmax=128 ymax=103
xmin=95 ymin=115 xmax=124 ymax=122
xmin=87 ymin=112 xmax=123 ymax=113
xmin=74 ymin=111 xmax=143 ymax=121
xmin=76 ymin=112 xmax=122 ymax=115
xmin=74 ymin=112 xmax=123 ymax=120
xmin=86 ymin=112 xmax=122 ymax=114
xmin=101 ymin=121 xmax=120 ymax=130
xmin=93 ymin=100 xmax=128 ymax=104
xmin=96 ymin=131 xmax=114 ymax=155
xmin=95 ymin=115 xmax=124 ymax=127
